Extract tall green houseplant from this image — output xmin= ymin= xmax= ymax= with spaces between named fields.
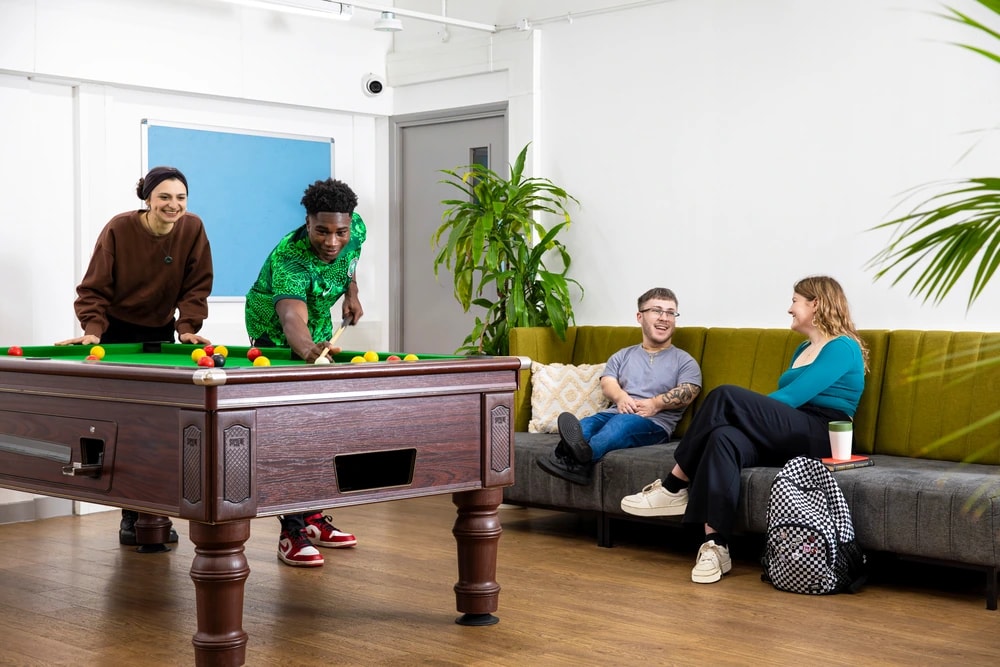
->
xmin=869 ymin=0 xmax=1000 ymax=307
xmin=433 ymin=143 xmax=580 ymax=356
xmin=868 ymin=0 xmax=1000 ymax=452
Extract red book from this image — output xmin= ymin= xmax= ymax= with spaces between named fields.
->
xmin=821 ymin=455 xmax=874 ymax=472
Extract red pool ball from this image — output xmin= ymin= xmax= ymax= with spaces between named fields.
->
xmin=203 ymin=345 xmax=215 ymax=356
xmin=84 ymin=354 xmax=100 ymax=362
xmin=7 ymin=346 xmax=23 ymax=356
xmin=197 ymin=355 xmax=215 ymax=367
xmin=247 ymin=347 xmax=262 ymax=361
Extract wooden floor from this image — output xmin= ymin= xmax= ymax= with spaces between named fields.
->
xmin=1 ymin=496 xmax=998 ymax=666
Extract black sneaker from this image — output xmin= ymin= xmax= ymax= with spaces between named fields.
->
xmin=537 ymin=450 xmax=593 ymax=485
xmin=558 ymin=412 xmax=593 ymax=464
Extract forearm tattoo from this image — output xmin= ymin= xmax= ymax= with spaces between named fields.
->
xmin=660 ymin=383 xmax=700 ymax=409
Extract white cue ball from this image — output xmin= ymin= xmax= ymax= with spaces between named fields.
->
xmin=313 ymin=356 xmax=332 ymax=365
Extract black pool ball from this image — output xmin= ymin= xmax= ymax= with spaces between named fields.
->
xmin=211 ymin=354 xmax=226 ymax=367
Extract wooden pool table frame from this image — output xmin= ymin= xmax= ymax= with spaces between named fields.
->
xmin=0 ymin=352 xmax=523 ymax=666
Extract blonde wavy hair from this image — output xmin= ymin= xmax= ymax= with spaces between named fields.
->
xmin=794 ymin=276 xmax=870 ymax=373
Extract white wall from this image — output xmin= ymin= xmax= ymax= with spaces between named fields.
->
xmin=391 ymin=0 xmax=1000 ymax=330
xmin=0 ymin=76 xmax=77 ymax=343
xmin=537 ymin=0 xmax=1000 ymax=330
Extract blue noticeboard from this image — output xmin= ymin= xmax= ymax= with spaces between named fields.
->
xmin=143 ymin=120 xmax=334 ymax=297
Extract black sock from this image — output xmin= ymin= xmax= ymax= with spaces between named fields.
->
xmin=705 ymin=532 xmax=728 ymax=548
xmin=663 ymin=472 xmax=689 ymax=493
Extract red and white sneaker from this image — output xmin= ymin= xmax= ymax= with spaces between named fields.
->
xmin=303 ymin=512 xmax=358 ymax=548
xmin=278 ymin=529 xmax=325 ymax=567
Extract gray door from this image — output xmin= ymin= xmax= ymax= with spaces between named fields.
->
xmin=393 ymin=110 xmax=507 ymax=355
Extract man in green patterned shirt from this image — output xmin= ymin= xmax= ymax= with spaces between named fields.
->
xmin=244 ymin=177 xmax=366 ymax=567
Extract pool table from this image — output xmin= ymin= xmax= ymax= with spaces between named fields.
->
xmin=0 ymin=342 xmax=524 ymax=667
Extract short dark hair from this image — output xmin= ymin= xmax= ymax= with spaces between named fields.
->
xmin=638 ymin=287 xmax=678 ymax=310
xmin=137 ymin=166 xmax=188 ymax=200
xmin=301 ymin=178 xmax=358 ymax=216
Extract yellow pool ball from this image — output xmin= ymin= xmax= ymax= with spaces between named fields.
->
xmin=252 ymin=356 xmax=271 ymax=366
xmin=351 ymin=355 xmax=366 ymax=363
xmin=90 ymin=345 xmax=106 ymax=360
xmin=213 ymin=344 xmax=229 ymax=358
xmin=403 ymin=353 xmax=419 ymax=361
xmin=191 ymin=348 xmax=207 ymax=362
xmin=363 ymin=350 xmax=379 ymax=362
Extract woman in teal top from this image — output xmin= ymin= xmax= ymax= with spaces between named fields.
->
xmin=769 ymin=335 xmax=865 ymax=415
xmin=620 ymin=276 xmax=869 ymax=585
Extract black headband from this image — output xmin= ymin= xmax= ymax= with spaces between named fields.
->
xmin=140 ymin=166 xmax=188 ymax=200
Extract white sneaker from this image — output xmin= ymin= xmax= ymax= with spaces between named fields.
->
xmin=691 ymin=540 xmax=732 ymax=584
xmin=620 ymin=479 xmax=688 ymax=517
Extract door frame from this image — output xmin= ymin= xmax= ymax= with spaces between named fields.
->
xmin=388 ymin=103 xmax=508 ymax=350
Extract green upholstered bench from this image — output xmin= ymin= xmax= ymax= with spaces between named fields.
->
xmin=505 ymin=326 xmax=1000 ymax=609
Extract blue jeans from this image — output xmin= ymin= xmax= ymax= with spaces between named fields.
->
xmin=580 ymin=411 xmax=669 ymax=461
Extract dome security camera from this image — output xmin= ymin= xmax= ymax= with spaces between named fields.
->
xmin=363 ymin=74 xmax=386 ymax=97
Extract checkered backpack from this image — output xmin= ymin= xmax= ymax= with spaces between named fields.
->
xmin=761 ymin=456 xmax=867 ymax=595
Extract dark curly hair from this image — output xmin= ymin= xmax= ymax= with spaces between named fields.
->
xmin=300 ymin=178 xmax=358 ymax=216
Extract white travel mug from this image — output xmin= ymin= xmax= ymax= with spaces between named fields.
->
xmin=828 ymin=421 xmax=853 ymax=460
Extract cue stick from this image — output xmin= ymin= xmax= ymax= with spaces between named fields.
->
xmin=316 ymin=315 xmax=352 ymax=361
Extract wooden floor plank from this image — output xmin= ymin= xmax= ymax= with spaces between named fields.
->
xmin=0 ymin=496 xmax=997 ymax=666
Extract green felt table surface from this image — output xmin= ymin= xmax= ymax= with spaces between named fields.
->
xmin=3 ymin=343 xmax=457 ymax=368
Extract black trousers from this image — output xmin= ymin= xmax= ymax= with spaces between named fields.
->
xmin=673 ymin=384 xmax=847 ymax=538
xmin=102 ymin=315 xmax=175 ymax=344
xmin=280 ymin=514 xmax=309 ymax=532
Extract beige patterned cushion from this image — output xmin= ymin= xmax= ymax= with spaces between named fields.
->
xmin=528 ymin=362 xmax=609 ymax=434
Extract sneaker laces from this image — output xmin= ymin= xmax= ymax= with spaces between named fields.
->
xmin=697 ymin=542 xmax=720 ymax=565
xmin=308 ymin=513 xmax=339 ymax=529
xmin=640 ymin=479 xmax=664 ymax=496
xmin=283 ymin=529 xmax=312 ymax=549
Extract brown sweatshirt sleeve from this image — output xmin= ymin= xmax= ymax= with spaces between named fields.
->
xmin=174 ymin=220 xmax=214 ymax=336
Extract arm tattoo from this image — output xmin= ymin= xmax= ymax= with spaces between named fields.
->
xmin=660 ymin=383 xmax=701 ymax=409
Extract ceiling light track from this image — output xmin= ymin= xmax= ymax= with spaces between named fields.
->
xmin=498 ymin=0 xmax=677 ymax=32
xmin=213 ymin=0 xmax=496 ymax=32
xmin=214 ymin=0 xmax=353 ymax=21
xmin=346 ymin=1 xmax=495 ymax=32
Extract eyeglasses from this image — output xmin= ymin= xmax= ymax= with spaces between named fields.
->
xmin=639 ymin=308 xmax=680 ymax=319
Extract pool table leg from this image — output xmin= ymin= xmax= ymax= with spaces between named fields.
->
xmin=452 ymin=488 xmax=503 ymax=626
xmin=134 ymin=512 xmax=174 ymax=552
xmin=188 ymin=520 xmax=251 ymax=667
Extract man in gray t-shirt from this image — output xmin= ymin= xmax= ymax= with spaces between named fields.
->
xmin=538 ymin=287 xmax=702 ymax=485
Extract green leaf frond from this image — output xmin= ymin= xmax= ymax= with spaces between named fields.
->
xmin=868 ymin=178 xmax=1000 ymax=307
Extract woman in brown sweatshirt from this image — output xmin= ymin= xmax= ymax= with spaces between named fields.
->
xmin=58 ymin=165 xmax=214 ymax=346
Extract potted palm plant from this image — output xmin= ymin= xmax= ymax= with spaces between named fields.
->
xmin=432 ymin=143 xmax=581 ymax=356
xmin=868 ymin=0 xmax=1000 ymax=452
xmin=868 ymin=0 xmax=1000 ymax=308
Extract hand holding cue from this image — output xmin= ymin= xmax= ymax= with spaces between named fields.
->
xmin=316 ymin=316 xmax=352 ymax=361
